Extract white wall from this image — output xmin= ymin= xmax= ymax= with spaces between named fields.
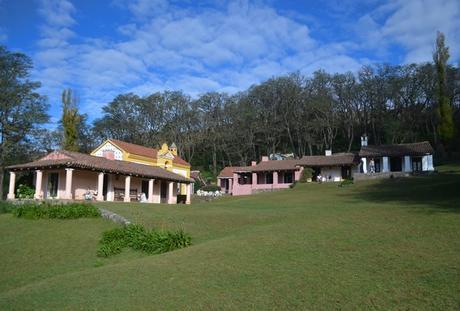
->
xmin=320 ymin=167 xmax=342 ymax=182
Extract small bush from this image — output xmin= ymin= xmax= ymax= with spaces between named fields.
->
xmin=97 ymin=224 xmax=192 ymax=257
xmin=13 ymin=202 xmax=100 ymax=219
xmin=299 ymin=168 xmax=314 ymax=183
xmin=0 ymin=201 xmax=16 ymax=214
xmin=338 ymin=178 xmax=354 ymax=187
xmin=17 ymin=184 xmax=35 ymax=199
xmin=201 ymin=184 xmax=221 ymax=192
xmin=289 ymin=181 xmax=297 ymax=189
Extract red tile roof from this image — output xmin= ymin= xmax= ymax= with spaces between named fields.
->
xmin=217 ymin=166 xmax=253 ymax=178
xmin=298 ymin=153 xmax=359 ymax=167
xmin=109 ymin=139 xmax=190 ymax=167
xmin=7 ymin=150 xmax=192 ymax=183
xmin=359 ymin=141 xmax=434 ymax=157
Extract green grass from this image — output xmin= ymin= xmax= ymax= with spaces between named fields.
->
xmin=1 ymin=164 xmax=460 ymax=310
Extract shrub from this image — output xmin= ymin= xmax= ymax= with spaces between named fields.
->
xmin=299 ymin=168 xmax=314 ymax=183
xmin=338 ymin=178 xmax=354 ymax=187
xmin=289 ymin=181 xmax=297 ymax=189
xmin=16 ymin=184 xmax=35 ymax=199
xmin=0 ymin=201 xmax=16 ymax=214
xmin=201 ymin=184 xmax=221 ymax=192
xmin=97 ymin=224 xmax=192 ymax=257
xmin=13 ymin=202 xmax=100 ymax=219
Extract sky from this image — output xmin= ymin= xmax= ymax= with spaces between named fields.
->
xmin=1 ymin=0 xmax=459 ymax=126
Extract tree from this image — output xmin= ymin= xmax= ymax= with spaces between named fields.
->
xmin=0 ymin=45 xmax=48 ymax=199
xmin=433 ymin=31 xmax=455 ymax=150
xmin=61 ymin=89 xmax=82 ymax=151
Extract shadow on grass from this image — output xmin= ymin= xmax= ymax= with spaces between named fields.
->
xmin=348 ymin=171 xmax=460 ymax=213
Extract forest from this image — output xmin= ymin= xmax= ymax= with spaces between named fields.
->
xmin=1 ymin=32 xmax=459 ymax=196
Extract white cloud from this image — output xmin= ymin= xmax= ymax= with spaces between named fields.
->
xmin=355 ymin=0 xmax=460 ymax=63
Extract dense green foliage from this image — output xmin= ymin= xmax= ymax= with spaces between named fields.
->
xmin=97 ymin=224 xmax=192 ymax=257
xmin=13 ymin=202 xmax=100 ymax=219
xmin=61 ymin=89 xmax=81 ymax=152
xmin=299 ymin=167 xmax=314 ymax=182
xmin=0 ymin=163 xmax=459 ymax=309
xmin=16 ymin=184 xmax=35 ymax=199
xmin=201 ymin=184 xmax=221 ymax=192
xmin=0 ymin=200 xmax=15 ymax=214
xmin=433 ymin=32 xmax=455 ymax=149
xmin=0 ymin=45 xmax=48 ymax=199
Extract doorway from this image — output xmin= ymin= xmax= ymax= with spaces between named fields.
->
xmin=48 ymin=172 xmax=59 ymax=198
xmin=160 ymin=181 xmax=167 ymax=203
xmin=390 ymin=157 xmax=402 ymax=172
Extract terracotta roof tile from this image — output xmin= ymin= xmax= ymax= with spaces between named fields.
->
xmin=218 ymin=166 xmax=253 ymax=178
xmin=109 ymin=139 xmax=190 ymax=167
xmin=298 ymin=153 xmax=359 ymax=166
xmin=7 ymin=150 xmax=192 ymax=183
xmin=359 ymin=141 xmax=434 ymax=157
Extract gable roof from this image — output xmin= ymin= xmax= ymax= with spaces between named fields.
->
xmin=217 ymin=166 xmax=253 ymax=178
xmin=108 ymin=139 xmax=190 ymax=167
xmin=249 ymin=160 xmax=300 ymax=172
xmin=298 ymin=153 xmax=359 ymax=167
xmin=7 ymin=150 xmax=192 ymax=183
xmin=359 ymin=141 xmax=434 ymax=157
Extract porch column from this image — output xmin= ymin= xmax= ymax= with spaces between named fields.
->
xmin=7 ymin=171 xmax=16 ymax=200
xmin=382 ymin=157 xmax=389 ymax=173
xmin=252 ymin=172 xmax=257 ymax=186
xmin=186 ymin=183 xmax=191 ymax=204
xmin=34 ymin=170 xmax=43 ymax=199
xmin=228 ymin=178 xmax=233 ymax=194
xmin=124 ymin=176 xmax=131 ymax=202
xmin=97 ymin=172 xmax=104 ymax=201
xmin=362 ymin=158 xmax=368 ymax=174
xmin=273 ymin=171 xmax=279 ymax=184
xmin=427 ymin=155 xmax=434 ymax=171
xmin=167 ymin=181 xmax=174 ymax=204
xmin=148 ymin=179 xmax=154 ymax=203
xmin=404 ymin=156 xmax=412 ymax=172
xmin=64 ymin=168 xmax=74 ymax=200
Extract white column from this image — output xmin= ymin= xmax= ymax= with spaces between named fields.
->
xmin=404 ymin=156 xmax=412 ymax=172
xmin=228 ymin=178 xmax=233 ymax=194
xmin=34 ymin=170 xmax=43 ymax=200
xmin=362 ymin=158 xmax=368 ymax=174
xmin=168 ymin=181 xmax=174 ymax=204
xmin=422 ymin=156 xmax=429 ymax=171
xmin=124 ymin=176 xmax=131 ymax=202
xmin=252 ymin=172 xmax=257 ymax=186
xmin=382 ymin=157 xmax=389 ymax=173
xmin=186 ymin=183 xmax=191 ymax=204
xmin=148 ymin=179 xmax=154 ymax=203
xmin=106 ymin=175 xmax=114 ymax=202
xmin=7 ymin=171 xmax=16 ymax=200
xmin=427 ymin=155 xmax=434 ymax=171
xmin=64 ymin=168 xmax=74 ymax=200
xmin=97 ymin=172 xmax=104 ymax=201
xmin=273 ymin=171 xmax=278 ymax=185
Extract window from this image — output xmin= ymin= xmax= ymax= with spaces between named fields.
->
xmin=412 ymin=157 xmax=422 ymax=172
xmin=284 ymin=172 xmax=293 ymax=184
xmin=266 ymin=172 xmax=273 ymax=184
xmin=48 ymin=173 xmax=59 ymax=198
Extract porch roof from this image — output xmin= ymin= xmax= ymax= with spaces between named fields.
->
xmin=298 ymin=153 xmax=359 ymax=167
xmin=218 ymin=166 xmax=253 ymax=178
xmin=359 ymin=141 xmax=434 ymax=157
xmin=7 ymin=150 xmax=192 ymax=183
xmin=249 ymin=160 xmax=300 ymax=172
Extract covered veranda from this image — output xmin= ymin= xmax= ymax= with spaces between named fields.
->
xmin=6 ymin=150 xmax=192 ymax=204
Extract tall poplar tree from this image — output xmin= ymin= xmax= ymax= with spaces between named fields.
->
xmin=61 ymin=88 xmax=81 ymax=151
xmin=433 ymin=31 xmax=454 ymax=150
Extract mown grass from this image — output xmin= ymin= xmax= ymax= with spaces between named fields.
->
xmin=0 ymin=163 xmax=459 ymax=310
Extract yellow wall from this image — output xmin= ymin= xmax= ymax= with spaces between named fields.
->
xmin=91 ymin=140 xmax=190 ymax=194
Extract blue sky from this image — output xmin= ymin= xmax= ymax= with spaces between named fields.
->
xmin=1 ymin=0 xmax=459 ymax=126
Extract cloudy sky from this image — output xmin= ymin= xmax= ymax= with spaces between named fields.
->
xmin=1 ymin=0 xmax=459 ymax=125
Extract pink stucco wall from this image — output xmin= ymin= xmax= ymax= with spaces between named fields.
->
xmin=229 ymin=169 xmax=300 ymax=196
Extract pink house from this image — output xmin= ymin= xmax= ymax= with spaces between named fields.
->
xmin=218 ymin=154 xmax=359 ymax=196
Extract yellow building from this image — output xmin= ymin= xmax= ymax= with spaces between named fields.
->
xmin=91 ymin=139 xmax=191 ymax=194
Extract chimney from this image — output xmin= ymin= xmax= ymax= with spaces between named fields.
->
xmin=325 ymin=150 xmax=332 ymax=156
xmin=261 ymin=156 xmax=269 ymax=162
xmin=361 ymin=134 xmax=368 ymax=147
xmin=251 ymin=161 xmax=257 ymax=166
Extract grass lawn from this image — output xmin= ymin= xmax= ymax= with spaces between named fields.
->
xmin=1 ymin=163 xmax=459 ymax=310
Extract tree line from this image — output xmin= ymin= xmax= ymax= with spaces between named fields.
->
xmin=1 ymin=32 xmax=459 ymax=197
